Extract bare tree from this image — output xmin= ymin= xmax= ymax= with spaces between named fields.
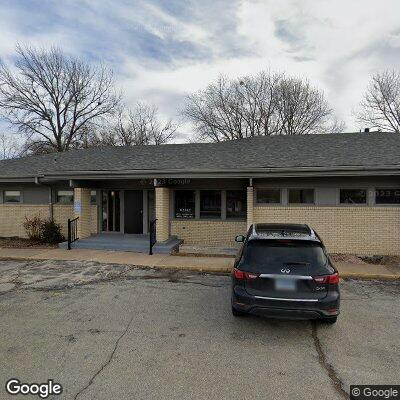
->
xmin=275 ymin=77 xmax=332 ymax=135
xmin=93 ymin=103 xmax=177 ymax=146
xmin=182 ymin=71 xmax=340 ymax=141
xmin=182 ymin=73 xmax=282 ymax=142
xmin=0 ymin=45 xmax=121 ymax=154
xmin=0 ymin=132 xmax=20 ymax=159
xmin=327 ymin=116 xmax=347 ymax=134
xmin=356 ymin=70 xmax=400 ymax=133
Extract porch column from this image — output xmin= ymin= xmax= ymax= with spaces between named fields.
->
xmin=74 ymin=188 xmax=91 ymax=239
xmin=155 ymin=186 xmax=170 ymax=242
xmin=247 ymin=186 xmax=254 ymax=230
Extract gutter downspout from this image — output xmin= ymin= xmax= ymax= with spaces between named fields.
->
xmin=35 ymin=176 xmax=53 ymax=220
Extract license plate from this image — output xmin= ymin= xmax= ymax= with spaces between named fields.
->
xmin=275 ymin=278 xmax=296 ymax=291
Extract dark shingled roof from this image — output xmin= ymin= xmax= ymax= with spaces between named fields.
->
xmin=1 ymin=132 xmax=400 ymax=179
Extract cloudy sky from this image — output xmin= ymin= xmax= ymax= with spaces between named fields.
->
xmin=1 ymin=0 xmax=400 ymax=141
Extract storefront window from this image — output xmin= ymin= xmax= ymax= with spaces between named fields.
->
xmin=175 ymin=190 xmax=195 ymax=219
xmin=375 ymin=188 xmax=400 ymax=204
xmin=256 ymin=189 xmax=281 ymax=204
xmin=288 ymin=189 xmax=314 ymax=204
xmin=226 ymin=190 xmax=247 ymax=219
xmin=4 ymin=190 xmax=21 ymax=203
xmin=340 ymin=189 xmax=366 ymax=204
xmin=56 ymin=190 xmax=74 ymax=204
xmin=200 ymin=190 xmax=221 ymax=219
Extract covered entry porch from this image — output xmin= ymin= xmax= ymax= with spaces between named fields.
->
xmin=63 ymin=177 xmax=251 ymax=254
xmin=62 ymin=232 xmax=182 ymax=254
xmin=64 ymin=179 xmax=181 ymax=254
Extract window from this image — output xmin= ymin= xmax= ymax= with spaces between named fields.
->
xmin=239 ymin=240 xmax=330 ymax=273
xmin=226 ymin=190 xmax=247 ymax=219
xmin=200 ymin=190 xmax=221 ymax=219
xmin=288 ymin=189 xmax=314 ymax=204
xmin=4 ymin=190 xmax=21 ymax=203
xmin=339 ymin=189 xmax=366 ymax=204
xmin=56 ymin=190 xmax=74 ymax=204
xmin=90 ymin=190 xmax=97 ymax=204
xmin=256 ymin=189 xmax=281 ymax=204
xmin=375 ymin=189 xmax=400 ymax=205
xmin=174 ymin=190 xmax=195 ymax=219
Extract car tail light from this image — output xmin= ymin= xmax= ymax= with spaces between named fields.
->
xmin=233 ymin=268 xmax=259 ymax=280
xmin=313 ymin=273 xmax=339 ymax=284
xmin=325 ymin=308 xmax=339 ymax=315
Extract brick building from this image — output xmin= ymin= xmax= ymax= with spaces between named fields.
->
xmin=1 ymin=131 xmax=400 ymax=255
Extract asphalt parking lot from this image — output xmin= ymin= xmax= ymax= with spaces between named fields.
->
xmin=0 ymin=260 xmax=399 ymax=400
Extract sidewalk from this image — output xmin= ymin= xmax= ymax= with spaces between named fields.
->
xmin=0 ymin=247 xmax=399 ymax=280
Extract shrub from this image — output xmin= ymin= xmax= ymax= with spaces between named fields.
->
xmin=23 ymin=216 xmax=65 ymax=244
xmin=41 ymin=219 xmax=65 ymax=244
xmin=23 ymin=215 xmax=44 ymax=241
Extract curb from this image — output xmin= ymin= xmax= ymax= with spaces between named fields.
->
xmin=340 ymin=273 xmax=400 ymax=281
xmin=1 ymin=256 xmax=399 ymax=281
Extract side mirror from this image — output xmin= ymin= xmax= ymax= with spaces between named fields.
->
xmin=235 ymin=235 xmax=245 ymax=243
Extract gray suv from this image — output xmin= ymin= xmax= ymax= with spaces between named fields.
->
xmin=231 ymin=223 xmax=340 ymax=323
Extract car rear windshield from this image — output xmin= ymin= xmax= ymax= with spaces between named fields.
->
xmin=239 ymin=239 xmax=330 ymax=273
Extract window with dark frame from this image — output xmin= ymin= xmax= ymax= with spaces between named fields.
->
xmin=56 ymin=190 xmax=74 ymax=204
xmin=288 ymin=189 xmax=314 ymax=204
xmin=256 ymin=189 xmax=281 ymax=204
xmin=200 ymin=190 xmax=221 ymax=219
xmin=339 ymin=189 xmax=366 ymax=204
xmin=90 ymin=190 xmax=97 ymax=204
xmin=174 ymin=190 xmax=195 ymax=219
xmin=226 ymin=190 xmax=247 ymax=219
xmin=4 ymin=190 xmax=21 ymax=203
xmin=375 ymin=189 xmax=400 ymax=204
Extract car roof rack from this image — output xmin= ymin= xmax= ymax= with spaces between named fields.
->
xmin=255 ymin=223 xmax=311 ymax=235
xmin=251 ymin=223 xmax=319 ymax=241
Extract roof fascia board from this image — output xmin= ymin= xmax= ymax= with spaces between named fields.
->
xmin=0 ymin=177 xmax=38 ymax=183
xmin=37 ymin=169 xmax=400 ymax=182
xmin=2 ymin=165 xmax=400 ymax=183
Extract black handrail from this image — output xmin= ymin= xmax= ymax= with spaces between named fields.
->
xmin=67 ymin=217 xmax=79 ymax=250
xmin=149 ymin=218 xmax=157 ymax=255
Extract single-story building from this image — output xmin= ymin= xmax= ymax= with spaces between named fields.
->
xmin=0 ymin=131 xmax=399 ymax=255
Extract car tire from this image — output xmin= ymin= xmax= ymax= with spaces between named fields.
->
xmin=321 ymin=316 xmax=337 ymax=324
xmin=232 ymin=306 xmax=247 ymax=317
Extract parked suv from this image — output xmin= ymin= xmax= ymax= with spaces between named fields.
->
xmin=231 ymin=223 xmax=340 ymax=323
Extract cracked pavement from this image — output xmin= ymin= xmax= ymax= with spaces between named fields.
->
xmin=0 ymin=260 xmax=399 ymax=399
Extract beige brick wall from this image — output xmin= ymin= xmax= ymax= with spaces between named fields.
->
xmin=254 ymin=206 xmax=400 ymax=255
xmin=171 ymin=220 xmax=247 ymax=246
xmin=53 ymin=205 xmax=74 ymax=237
xmin=90 ymin=205 xmax=98 ymax=234
xmin=0 ymin=205 xmax=49 ymax=238
xmin=0 ymin=203 xmax=95 ymax=240
xmin=247 ymin=186 xmax=254 ymax=230
xmin=24 ymin=203 xmax=97 ymax=238
xmin=155 ymin=187 xmax=170 ymax=242
xmin=74 ymin=188 xmax=92 ymax=239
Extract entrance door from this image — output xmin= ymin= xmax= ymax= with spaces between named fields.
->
xmin=102 ymin=190 xmax=121 ymax=232
xmin=124 ymin=191 xmax=143 ymax=234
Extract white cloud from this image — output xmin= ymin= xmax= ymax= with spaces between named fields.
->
xmin=1 ymin=0 xmax=400 ymax=139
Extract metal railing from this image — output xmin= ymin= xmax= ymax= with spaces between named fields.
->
xmin=67 ymin=217 xmax=79 ymax=250
xmin=149 ymin=218 xmax=157 ymax=255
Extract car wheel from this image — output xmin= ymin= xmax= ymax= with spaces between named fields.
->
xmin=321 ymin=316 xmax=337 ymax=324
xmin=232 ymin=306 xmax=247 ymax=317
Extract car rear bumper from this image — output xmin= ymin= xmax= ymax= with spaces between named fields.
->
xmin=232 ymin=286 xmax=340 ymax=320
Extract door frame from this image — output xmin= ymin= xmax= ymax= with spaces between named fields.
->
xmin=101 ymin=189 xmax=122 ymax=233
xmin=100 ymin=189 xmax=150 ymax=234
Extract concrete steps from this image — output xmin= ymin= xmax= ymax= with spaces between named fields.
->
xmin=59 ymin=233 xmax=182 ymax=255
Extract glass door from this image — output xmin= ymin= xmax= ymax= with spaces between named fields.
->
xmin=102 ymin=190 xmax=120 ymax=232
xmin=147 ymin=190 xmax=155 ymax=229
